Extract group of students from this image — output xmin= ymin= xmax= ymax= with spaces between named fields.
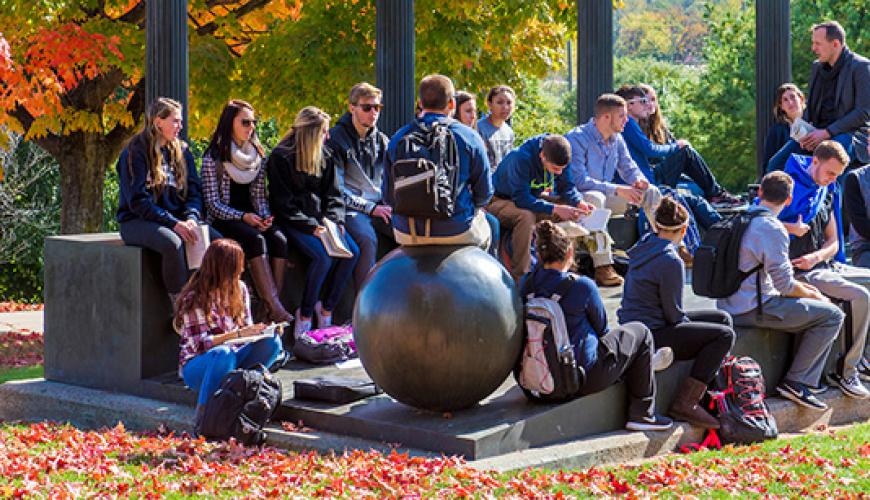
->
xmin=114 ymin=19 xmax=870 ymax=432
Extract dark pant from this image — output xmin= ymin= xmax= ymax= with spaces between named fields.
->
xmin=211 ymin=219 xmax=289 ymax=259
xmin=484 ymin=211 xmax=500 ymax=258
xmin=577 ymin=322 xmax=656 ymax=421
xmin=344 ymin=211 xmax=396 ymax=291
xmin=282 ymin=224 xmax=360 ymax=318
xmin=655 ymin=146 xmax=722 ymax=199
xmin=652 ymin=310 xmax=736 ymax=384
xmin=766 ymin=133 xmax=854 ymax=173
xmin=683 ymin=193 xmax=722 ymax=230
xmin=119 ymin=218 xmax=221 ymax=294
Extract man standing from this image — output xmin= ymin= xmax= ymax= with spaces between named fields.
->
xmin=326 ymin=82 xmax=395 ymax=292
xmin=768 ymin=21 xmax=870 ymax=172
xmin=382 ymin=74 xmax=493 ymax=248
xmin=778 ymin=141 xmax=869 ymax=399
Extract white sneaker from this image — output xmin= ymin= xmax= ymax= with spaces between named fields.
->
xmin=832 ymin=373 xmax=870 ymax=399
xmin=314 ymin=301 xmax=332 ymax=329
xmin=652 ymin=347 xmax=674 ymax=372
xmin=858 ymin=358 xmax=870 ymax=382
xmin=293 ymin=309 xmax=312 ymax=339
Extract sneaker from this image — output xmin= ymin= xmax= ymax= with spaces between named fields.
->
xmin=314 ymin=301 xmax=332 ymax=329
xmin=626 ymin=414 xmax=674 ymax=432
xmin=709 ymin=191 xmax=743 ymax=208
xmin=652 ymin=347 xmax=674 ymax=372
xmin=830 ymin=372 xmax=870 ymax=399
xmin=594 ymin=265 xmax=624 ymax=287
xmin=293 ymin=309 xmax=312 ymax=339
xmin=776 ymin=380 xmax=828 ymax=410
xmin=808 ymin=382 xmax=830 ymax=394
xmin=858 ymin=358 xmax=870 ymax=382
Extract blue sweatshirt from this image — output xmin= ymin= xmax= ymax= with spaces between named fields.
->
xmin=621 ymin=116 xmax=679 ymax=182
xmin=520 ymin=267 xmax=605 ymax=371
xmin=383 ymin=113 xmax=493 ymax=237
xmin=116 ymin=140 xmax=203 ymax=227
xmin=492 ymin=134 xmax=583 ymax=214
xmin=617 ymin=233 xmax=688 ymax=331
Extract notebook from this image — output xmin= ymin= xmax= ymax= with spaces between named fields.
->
xmin=318 ymin=218 xmax=354 ymax=258
xmin=223 ymin=322 xmax=288 ymax=346
xmin=184 ymin=224 xmax=211 ymax=269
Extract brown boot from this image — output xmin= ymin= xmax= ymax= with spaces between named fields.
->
xmin=248 ymin=255 xmax=294 ymax=323
xmin=594 ymin=265 xmax=624 ymax=287
xmin=669 ymin=377 xmax=720 ymax=429
xmin=271 ymin=257 xmax=288 ymax=299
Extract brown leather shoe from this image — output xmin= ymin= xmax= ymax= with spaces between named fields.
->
xmin=594 ymin=265 xmax=624 ymax=287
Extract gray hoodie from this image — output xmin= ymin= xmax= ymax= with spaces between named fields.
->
xmin=617 ymin=233 xmax=688 ymax=331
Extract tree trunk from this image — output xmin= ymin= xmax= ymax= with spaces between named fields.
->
xmin=52 ymin=131 xmax=130 ymax=234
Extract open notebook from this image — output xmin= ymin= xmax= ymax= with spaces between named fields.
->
xmin=318 ymin=218 xmax=354 ymax=258
xmin=223 ymin=322 xmax=289 ymax=346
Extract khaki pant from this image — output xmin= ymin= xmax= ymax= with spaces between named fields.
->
xmin=582 ymin=186 xmax=661 ymax=267
xmin=487 ymin=198 xmax=552 ymax=281
xmin=394 ymin=209 xmax=491 ymax=250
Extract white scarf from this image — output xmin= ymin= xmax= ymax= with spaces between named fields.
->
xmin=223 ymin=141 xmax=261 ymax=184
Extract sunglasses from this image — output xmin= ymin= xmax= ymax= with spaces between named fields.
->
xmin=240 ymin=118 xmax=258 ymax=127
xmin=356 ymin=103 xmax=383 ymax=112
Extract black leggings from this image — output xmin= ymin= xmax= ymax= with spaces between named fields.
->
xmin=652 ymin=309 xmax=735 ymax=384
xmin=211 ymin=219 xmax=289 ymax=259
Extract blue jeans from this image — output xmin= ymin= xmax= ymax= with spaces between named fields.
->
xmin=654 ymin=146 xmax=722 ymax=199
xmin=345 ymin=211 xmax=396 ymax=291
xmin=484 ymin=211 xmax=500 ymax=258
xmin=182 ymin=335 xmax=283 ymax=406
xmin=283 ymin=224 xmax=360 ymax=318
xmin=767 ymin=133 xmax=854 ymax=173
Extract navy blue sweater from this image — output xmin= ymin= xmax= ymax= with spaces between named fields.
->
xmin=763 ymin=122 xmax=790 ymax=172
xmin=116 ymin=139 xmax=203 ymax=227
xmin=617 ymin=233 xmax=688 ymax=331
xmin=520 ymin=267 xmax=606 ymax=370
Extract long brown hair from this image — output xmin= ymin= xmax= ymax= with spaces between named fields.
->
xmin=205 ymin=99 xmax=266 ymax=163
xmin=639 ymin=83 xmax=670 ymax=145
xmin=128 ymin=97 xmax=188 ymax=197
xmin=173 ymin=239 xmax=247 ymax=332
xmin=279 ymin=106 xmax=330 ymax=177
xmin=773 ymin=83 xmax=805 ymax=124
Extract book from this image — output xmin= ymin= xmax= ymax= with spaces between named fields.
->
xmin=790 ymin=118 xmax=816 ymax=141
xmin=223 ymin=322 xmax=288 ymax=346
xmin=579 ymin=208 xmax=612 ymax=233
xmin=184 ymin=224 xmax=211 ymax=269
xmin=318 ymin=218 xmax=354 ymax=258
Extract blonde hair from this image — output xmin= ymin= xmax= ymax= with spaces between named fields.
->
xmin=639 ymin=84 xmax=670 ymax=145
xmin=280 ymin=106 xmax=330 ymax=177
xmin=130 ymin=97 xmax=188 ymax=197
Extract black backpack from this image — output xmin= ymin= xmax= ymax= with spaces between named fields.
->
xmin=389 ymin=118 xmax=461 ymax=219
xmin=692 ymin=210 xmax=772 ymax=313
xmin=710 ymin=355 xmax=778 ymax=444
xmin=198 ymin=364 xmax=283 ymax=446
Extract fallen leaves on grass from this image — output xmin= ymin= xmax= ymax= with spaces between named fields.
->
xmin=0 ymin=302 xmax=43 ymax=312
xmin=0 ymin=330 xmax=43 ymax=367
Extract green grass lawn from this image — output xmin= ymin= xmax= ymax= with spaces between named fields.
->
xmin=0 ymin=364 xmax=43 ymax=384
xmin=0 ymin=420 xmax=867 ymax=497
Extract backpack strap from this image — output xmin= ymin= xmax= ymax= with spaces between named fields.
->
xmin=747 ymin=209 xmax=774 ymax=319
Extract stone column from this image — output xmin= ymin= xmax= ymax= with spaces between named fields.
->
xmin=146 ymin=0 xmax=189 ymax=140
xmin=577 ymin=0 xmax=613 ymax=124
xmin=755 ymin=0 xmax=791 ymax=178
xmin=376 ymin=0 xmax=415 ymax=137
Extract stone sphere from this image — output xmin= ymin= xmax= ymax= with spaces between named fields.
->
xmin=353 ymin=245 xmax=523 ymax=411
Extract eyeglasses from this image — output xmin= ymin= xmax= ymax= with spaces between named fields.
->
xmin=627 ymin=98 xmax=650 ymax=105
xmin=240 ymin=118 xmax=258 ymax=127
xmin=356 ymin=103 xmax=383 ymax=112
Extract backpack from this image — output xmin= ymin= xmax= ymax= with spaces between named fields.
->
xmin=292 ymin=325 xmax=357 ymax=365
xmin=710 ymin=355 xmax=778 ymax=444
xmin=389 ymin=118 xmax=461 ymax=219
xmin=692 ymin=210 xmax=772 ymax=313
xmin=198 ymin=364 xmax=282 ymax=446
xmin=514 ymin=276 xmax=584 ymax=402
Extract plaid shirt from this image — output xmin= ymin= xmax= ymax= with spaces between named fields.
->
xmin=177 ymin=282 xmax=253 ymax=374
xmin=201 ymin=155 xmax=270 ymax=223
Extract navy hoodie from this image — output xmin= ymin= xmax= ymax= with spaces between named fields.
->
xmin=617 ymin=233 xmax=688 ymax=331
xmin=520 ymin=267 xmax=606 ymax=371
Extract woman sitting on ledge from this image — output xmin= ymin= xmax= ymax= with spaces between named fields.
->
xmin=173 ymin=239 xmax=282 ymax=431
xmin=116 ymin=97 xmax=220 ymax=303
xmin=521 ymin=220 xmax=674 ymax=432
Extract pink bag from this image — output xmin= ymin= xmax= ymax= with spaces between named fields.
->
xmin=302 ymin=325 xmax=356 ymax=352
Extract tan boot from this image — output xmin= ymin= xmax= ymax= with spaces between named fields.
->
xmin=669 ymin=377 xmax=720 ymax=428
xmin=248 ymin=255 xmax=294 ymax=323
xmin=594 ymin=265 xmax=624 ymax=287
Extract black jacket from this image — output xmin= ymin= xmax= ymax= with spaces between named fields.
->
xmin=325 ymin=112 xmax=389 ymax=214
xmin=266 ymin=138 xmax=345 ymax=232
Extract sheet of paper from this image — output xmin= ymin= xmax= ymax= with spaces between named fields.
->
xmin=580 ymin=208 xmax=612 ymax=233
xmin=223 ymin=331 xmax=277 ymax=346
xmin=184 ymin=224 xmax=210 ymax=269
xmin=335 ymin=358 xmax=362 ymax=370
xmin=556 ymin=221 xmax=590 ymax=238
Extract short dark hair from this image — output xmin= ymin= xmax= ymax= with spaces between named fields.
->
xmin=814 ymin=140 xmax=850 ymax=165
xmin=614 ymin=84 xmax=646 ymax=102
xmin=812 ymin=21 xmax=846 ymax=44
xmin=486 ymin=85 xmax=515 ymax=103
xmin=594 ymin=93 xmax=626 ymax=117
xmin=541 ymin=135 xmax=571 ymax=166
xmin=419 ymin=74 xmax=455 ymax=111
xmin=760 ymin=171 xmax=794 ymax=204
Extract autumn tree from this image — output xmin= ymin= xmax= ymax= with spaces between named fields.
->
xmin=0 ymin=1 xmax=300 ymax=234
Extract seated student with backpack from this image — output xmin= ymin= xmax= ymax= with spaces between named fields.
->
xmin=521 ymin=220 xmax=674 ymax=431
xmin=716 ymin=171 xmax=844 ymax=410
xmin=618 ymin=197 xmax=735 ymax=428
xmin=173 ymin=239 xmax=283 ymax=432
